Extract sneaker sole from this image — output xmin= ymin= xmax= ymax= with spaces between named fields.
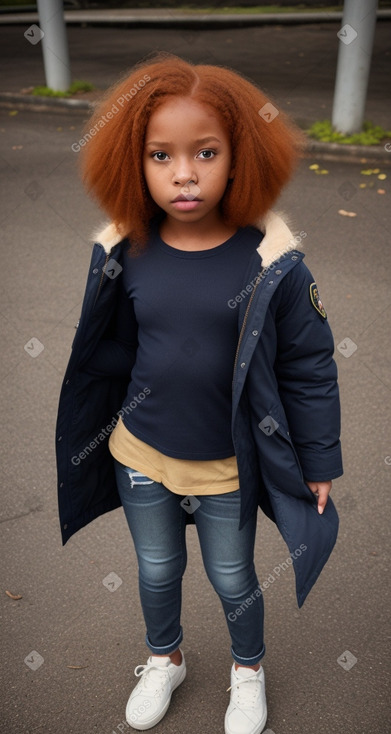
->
xmin=126 ymin=665 xmax=186 ymax=731
xmin=224 ymin=708 xmax=267 ymax=734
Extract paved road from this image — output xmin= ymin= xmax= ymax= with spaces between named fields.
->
xmin=0 ymin=100 xmax=390 ymax=734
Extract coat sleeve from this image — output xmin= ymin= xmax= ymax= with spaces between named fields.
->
xmin=272 ymin=261 xmax=343 ymax=482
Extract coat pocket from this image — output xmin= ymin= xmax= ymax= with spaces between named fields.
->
xmin=256 ymin=406 xmax=318 ymax=506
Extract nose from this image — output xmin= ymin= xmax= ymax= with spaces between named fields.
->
xmin=172 ymin=157 xmax=198 ymax=186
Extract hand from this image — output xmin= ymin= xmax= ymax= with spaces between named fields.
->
xmin=306 ymin=480 xmax=332 ymax=515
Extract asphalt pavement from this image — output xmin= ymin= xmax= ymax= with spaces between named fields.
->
xmin=0 ymin=15 xmax=390 ymax=734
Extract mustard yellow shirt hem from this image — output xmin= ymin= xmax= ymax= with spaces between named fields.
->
xmin=109 ymin=418 xmax=239 ymax=496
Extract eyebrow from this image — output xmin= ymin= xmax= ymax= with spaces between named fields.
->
xmin=145 ymin=136 xmax=222 ymax=147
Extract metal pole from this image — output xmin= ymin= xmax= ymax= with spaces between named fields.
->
xmin=36 ymin=0 xmax=71 ymax=92
xmin=332 ymin=0 xmax=378 ymax=134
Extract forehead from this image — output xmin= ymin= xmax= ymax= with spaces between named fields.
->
xmin=145 ymin=97 xmax=228 ymax=140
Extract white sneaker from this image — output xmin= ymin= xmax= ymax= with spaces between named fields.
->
xmin=225 ymin=664 xmax=267 ymax=734
xmin=125 ymin=650 xmax=186 ymax=730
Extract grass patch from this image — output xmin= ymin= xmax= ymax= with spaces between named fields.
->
xmin=307 ymin=120 xmax=391 ymax=146
xmin=32 ymin=80 xmax=95 ymax=98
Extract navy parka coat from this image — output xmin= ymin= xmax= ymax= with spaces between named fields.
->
xmin=56 ymin=211 xmax=342 ymax=607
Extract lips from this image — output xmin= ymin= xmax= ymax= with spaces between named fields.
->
xmin=172 ymin=194 xmax=201 ymax=202
xmin=171 ymin=198 xmax=202 ymax=211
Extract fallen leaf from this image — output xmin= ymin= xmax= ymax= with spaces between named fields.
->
xmin=377 ymin=189 xmax=386 ymax=194
xmin=359 ymin=183 xmax=366 ymax=188
xmin=57 ymin=127 xmax=63 ymax=132
xmin=361 ymin=169 xmax=373 ymax=175
xmin=5 ymin=590 xmax=22 ymax=600
xmin=309 ymin=164 xmax=319 ymax=170
xmin=9 ymin=110 xmax=18 ymax=116
xmin=372 ymin=168 xmax=380 ymax=174
xmin=378 ymin=173 xmax=387 ymax=180
xmin=12 ymin=145 xmax=23 ymax=150
xmin=338 ymin=209 xmax=357 ymax=217
xmin=66 ymin=665 xmax=89 ymax=669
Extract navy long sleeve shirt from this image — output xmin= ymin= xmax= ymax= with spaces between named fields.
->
xmin=116 ymin=226 xmax=262 ymax=460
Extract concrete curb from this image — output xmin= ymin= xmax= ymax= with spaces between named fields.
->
xmin=2 ymin=92 xmax=390 ymax=164
xmin=303 ymin=139 xmax=391 ymax=165
xmin=1 ymin=9 xmax=390 ymax=28
xmin=0 ymin=92 xmax=92 ymax=111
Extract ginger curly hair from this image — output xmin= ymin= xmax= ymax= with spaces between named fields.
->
xmin=80 ymin=53 xmax=302 ymax=249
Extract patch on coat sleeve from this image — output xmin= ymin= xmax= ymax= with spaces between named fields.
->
xmin=309 ymin=282 xmax=327 ymax=319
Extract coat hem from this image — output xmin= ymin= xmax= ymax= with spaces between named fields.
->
xmin=60 ymin=495 xmax=122 ymax=545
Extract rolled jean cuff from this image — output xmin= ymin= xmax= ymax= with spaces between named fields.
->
xmin=231 ymin=642 xmax=266 ymax=667
xmin=145 ymin=626 xmax=183 ymax=656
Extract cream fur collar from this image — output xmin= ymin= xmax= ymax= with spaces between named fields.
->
xmin=93 ymin=210 xmax=299 ymax=270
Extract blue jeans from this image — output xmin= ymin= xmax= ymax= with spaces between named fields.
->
xmin=114 ymin=461 xmax=265 ymax=666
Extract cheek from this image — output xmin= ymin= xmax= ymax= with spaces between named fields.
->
xmin=143 ymin=161 xmax=159 ymax=195
xmin=144 ymin=159 xmax=165 ymax=184
xmin=208 ymin=154 xmax=232 ymax=179
xmin=207 ymin=164 xmax=231 ymax=192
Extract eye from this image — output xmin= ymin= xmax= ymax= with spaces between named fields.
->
xmin=152 ymin=151 xmax=169 ymax=161
xmin=198 ymin=149 xmax=216 ymax=160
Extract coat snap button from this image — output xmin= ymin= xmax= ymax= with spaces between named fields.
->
xmin=268 ymin=280 xmax=274 ymax=285
xmin=252 ymin=330 xmax=258 ymax=336
xmin=240 ymin=362 xmax=246 ymax=368
xmin=275 ymin=269 xmax=282 ymax=275
xmin=60 ymin=482 xmax=64 ymax=488
xmin=291 ymin=255 xmax=298 ymax=261
xmin=63 ymin=523 xmax=68 ymax=530
xmin=93 ymin=268 xmax=99 ymax=274
xmin=57 ymin=435 xmax=62 ymax=441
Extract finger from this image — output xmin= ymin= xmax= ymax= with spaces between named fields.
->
xmin=317 ymin=486 xmax=329 ymax=515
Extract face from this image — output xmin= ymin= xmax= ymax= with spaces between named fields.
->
xmin=143 ymin=96 xmax=234 ymax=227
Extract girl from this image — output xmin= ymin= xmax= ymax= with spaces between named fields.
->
xmin=56 ymin=54 xmax=342 ymax=734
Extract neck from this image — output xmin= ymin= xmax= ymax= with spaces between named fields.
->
xmin=159 ymin=213 xmax=237 ymax=251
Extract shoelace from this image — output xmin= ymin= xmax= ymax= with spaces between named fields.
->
xmin=226 ymin=673 xmax=261 ymax=707
xmin=134 ymin=661 xmax=170 ymax=695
